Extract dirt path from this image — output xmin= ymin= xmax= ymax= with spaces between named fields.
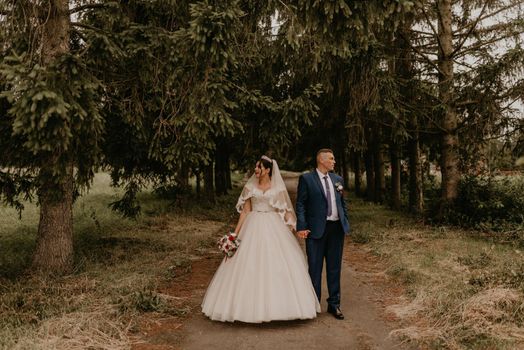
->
xmin=133 ymin=175 xmax=411 ymax=350
xmin=176 ymin=241 xmax=407 ymax=350
xmin=133 ymin=243 xmax=411 ymax=350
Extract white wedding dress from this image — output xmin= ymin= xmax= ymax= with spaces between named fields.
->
xmin=201 ymin=163 xmax=320 ymax=323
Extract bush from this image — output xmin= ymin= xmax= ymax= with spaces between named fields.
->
xmin=428 ymin=175 xmax=524 ymax=233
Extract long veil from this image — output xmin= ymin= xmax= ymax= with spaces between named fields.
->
xmin=235 ymin=159 xmax=297 ymax=229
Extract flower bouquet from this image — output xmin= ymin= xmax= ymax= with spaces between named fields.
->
xmin=218 ymin=232 xmax=241 ymax=259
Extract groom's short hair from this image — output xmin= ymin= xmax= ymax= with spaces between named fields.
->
xmin=317 ymin=148 xmax=334 ymax=157
xmin=316 ymin=148 xmax=334 ymax=163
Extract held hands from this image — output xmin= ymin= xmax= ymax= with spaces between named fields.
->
xmin=296 ymin=230 xmax=310 ymax=239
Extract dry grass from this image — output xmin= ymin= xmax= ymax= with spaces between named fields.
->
xmin=350 ymin=198 xmax=524 ymax=349
xmin=0 ymin=173 xmax=237 ymax=350
xmin=12 ymin=308 xmax=131 ymax=350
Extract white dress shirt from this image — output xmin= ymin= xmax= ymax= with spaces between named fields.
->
xmin=316 ymin=169 xmax=339 ymax=221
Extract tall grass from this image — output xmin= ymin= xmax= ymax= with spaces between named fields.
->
xmin=0 ymin=172 xmax=240 ymax=350
xmin=350 ymin=198 xmax=524 ymax=349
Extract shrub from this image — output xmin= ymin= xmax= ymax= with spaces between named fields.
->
xmin=462 ymin=176 xmax=523 ymax=229
xmin=428 ymin=175 xmax=524 ymax=234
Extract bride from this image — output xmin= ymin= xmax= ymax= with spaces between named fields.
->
xmin=201 ymin=156 xmax=320 ymax=323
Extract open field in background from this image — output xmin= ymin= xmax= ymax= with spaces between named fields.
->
xmin=349 ymin=198 xmax=524 ymax=349
xmin=0 ymin=173 xmax=241 ymax=350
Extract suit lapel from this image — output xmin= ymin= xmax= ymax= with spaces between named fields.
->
xmin=328 ymin=173 xmax=340 ymax=203
xmin=312 ymin=171 xmax=327 ymax=202
xmin=328 ymin=173 xmax=337 ymax=190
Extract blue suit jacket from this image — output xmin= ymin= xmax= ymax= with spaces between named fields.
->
xmin=296 ymin=171 xmax=350 ymax=239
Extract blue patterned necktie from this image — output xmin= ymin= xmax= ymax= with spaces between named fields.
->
xmin=323 ymin=175 xmax=332 ymax=217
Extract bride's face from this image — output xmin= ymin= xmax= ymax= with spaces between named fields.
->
xmin=254 ymin=161 xmax=268 ymax=178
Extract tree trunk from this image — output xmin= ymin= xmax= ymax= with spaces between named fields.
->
xmin=408 ymin=123 xmax=424 ymax=214
xmin=341 ymin=153 xmax=349 ymax=189
xmin=390 ymin=141 xmax=401 ymax=210
xmin=364 ymin=150 xmax=375 ymax=201
xmin=395 ymin=12 xmax=423 ymax=214
xmin=204 ymin=163 xmax=215 ymax=203
xmin=373 ymin=127 xmax=385 ymax=203
xmin=225 ymin=153 xmax=232 ymax=190
xmin=178 ymin=163 xmax=189 ymax=189
xmin=438 ymin=0 xmax=460 ymax=210
xmin=33 ymin=164 xmax=74 ymax=274
xmin=353 ymin=151 xmax=362 ymax=197
xmin=338 ymin=144 xmax=349 ymax=189
xmin=214 ymin=142 xmax=229 ymax=195
xmin=364 ymin=123 xmax=375 ymax=201
xmin=32 ymin=0 xmax=74 ymax=275
xmin=214 ymin=155 xmax=224 ymax=195
xmin=195 ymin=168 xmax=201 ymax=196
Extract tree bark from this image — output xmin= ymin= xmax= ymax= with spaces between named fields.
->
xmin=225 ymin=153 xmax=232 ymax=190
xmin=214 ymin=140 xmax=231 ymax=196
xmin=341 ymin=154 xmax=349 ymax=189
xmin=32 ymin=0 xmax=74 ymax=275
xmin=438 ymin=0 xmax=460 ymax=210
xmin=33 ymin=164 xmax=74 ymax=274
xmin=364 ymin=150 xmax=375 ymax=202
xmin=204 ymin=163 xmax=215 ymax=203
xmin=353 ymin=150 xmax=362 ymax=197
xmin=178 ymin=162 xmax=189 ymax=189
xmin=407 ymin=123 xmax=424 ymax=214
xmin=338 ymin=144 xmax=349 ymax=189
xmin=390 ymin=141 xmax=401 ymax=210
xmin=396 ymin=12 xmax=423 ymax=214
xmin=373 ymin=126 xmax=385 ymax=203
xmin=214 ymin=155 xmax=224 ymax=195
xmin=195 ymin=168 xmax=201 ymax=196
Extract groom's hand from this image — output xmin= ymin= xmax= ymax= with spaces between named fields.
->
xmin=296 ymin=230 xmax=310 ymax=239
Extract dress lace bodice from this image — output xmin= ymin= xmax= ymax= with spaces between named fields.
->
xmin=251 ymin=189 xmax=277 ymax=212
xmin=236 ymin=183 xmax=297 ymax=228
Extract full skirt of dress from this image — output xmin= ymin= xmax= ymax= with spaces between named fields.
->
xmin=201 ymin=211 xmax=320 ymax=323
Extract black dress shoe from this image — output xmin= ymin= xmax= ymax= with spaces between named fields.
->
xmin=327 ymin=306 xmax=344 ymax=320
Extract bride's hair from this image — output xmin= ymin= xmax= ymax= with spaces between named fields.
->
xmin=258 ymin=156 xmax=273 ymax=177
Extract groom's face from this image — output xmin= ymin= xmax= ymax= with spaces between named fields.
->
xmin=319 ymin=152 xmax=336 ymax=171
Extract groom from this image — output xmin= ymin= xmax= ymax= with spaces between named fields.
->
xmin=296 ymin=149 xmax=350 ymax=320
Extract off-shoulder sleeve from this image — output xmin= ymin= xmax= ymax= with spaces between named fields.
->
xmin=235 ymin=184 xmax=254 ymax=213
xmin=269 ymin=189 xmax=297 ymax=229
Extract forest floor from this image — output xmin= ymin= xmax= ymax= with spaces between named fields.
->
xmin=129 ymin=173 xmax=411 ymax=350
xmin=130 ymin=240 xmax=411 ymax=350
xmin=130 ymin=175 xmax=524 ymax=350
xmin=2 ymin=173 xmax=524 ymax=350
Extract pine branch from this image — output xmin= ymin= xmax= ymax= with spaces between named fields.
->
xmin=453 ymin=58 xmax=477 ymax=71
xmin=451 ymin=0 xmax=489 ymax=58
xmin=455 ymin=29 xmax=524 ymax=58
xmin=455 ymin=99 xmax=480 ymax=107
xmin=69 ymin=3 xmax=110 ymax=14
xmin=500 ymin=97 xmax=523 ymax=112
xmin=411 ymin=29 xmax=433 ymax=37
xmin=399 ymin=31 xmax=445 ymax=77
xmin=453 ymin=2 xmax=523 ymax=34
xmin=419 ymin=3 xmax=444 ymax=54
xmin=71 ymin=21 xmax=102 ymax=32
xmin=454 ymin=21 xmax=518 ymax=38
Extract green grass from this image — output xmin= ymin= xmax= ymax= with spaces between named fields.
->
xmin=349 ymin=197 xmax=524 ymax=349
xmin=0 ymin=172 xmax=241 ymax=350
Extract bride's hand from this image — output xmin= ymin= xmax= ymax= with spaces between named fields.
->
xmin=296 ymin=230 xmax=310 ymax=239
